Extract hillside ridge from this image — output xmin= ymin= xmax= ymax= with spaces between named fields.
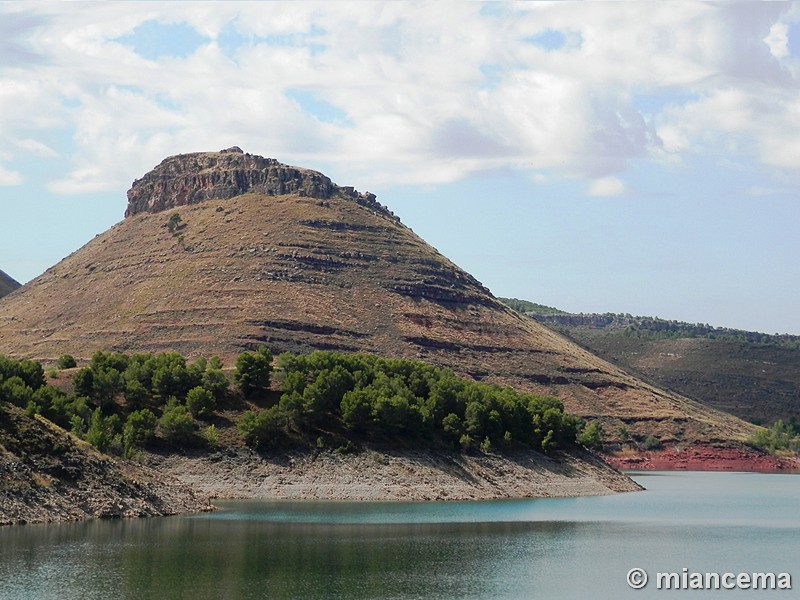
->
xmin=505 ymin=300 xmax=800 ymax=427
xmin=0 ymin=270 xmax=19 ymax=299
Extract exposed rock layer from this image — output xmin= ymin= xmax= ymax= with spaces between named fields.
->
xmin=125 ymin=146 xmax=384 ymax=218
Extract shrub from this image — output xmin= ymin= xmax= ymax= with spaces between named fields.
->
xmin=641 ymin=435 xmax=663 ymax=451
xmin=578 ymin=421 xmax=604 ymax=451
xmin=618 ymin=425 xmax=631 ymax=445
xmin=748 ymin=420 xmax=797 ymax=453
xmin=201 ymin=425 xmax=220 ymax=448
xmin=167 ymin=212 xmax=182 ymax=234
xmin=56 ymin=354 xmax=77 ymax=369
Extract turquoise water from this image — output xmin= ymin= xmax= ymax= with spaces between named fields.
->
xmin=1 ymin=472 xmax=798 ymax=599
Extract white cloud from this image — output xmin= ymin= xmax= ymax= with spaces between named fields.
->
xmin=588 ymin=176 xmax=627 ymax=197
xmin=764 ymin=22 xmax=789 ymax=59
xmin=2 ymin=1 xmax=799 ymax=195
xmin=0 ymin=164 xmax=23 ymax=186
xmin=15 ymin=138 xmax=58 ymax=157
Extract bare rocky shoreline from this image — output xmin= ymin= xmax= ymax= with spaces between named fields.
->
xmin=0 ymin=402 xmax=640 ymax=527
xmin=146 ymin=446 xmax=642 ymax=503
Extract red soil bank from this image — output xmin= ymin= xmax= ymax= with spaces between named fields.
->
xmin=604 ymin=445 xmax=800 ymax=473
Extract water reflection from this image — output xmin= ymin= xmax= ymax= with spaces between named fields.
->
xmin=1 ymin=472 xmax=799 ymax=600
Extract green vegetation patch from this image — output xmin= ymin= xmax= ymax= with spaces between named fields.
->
xmin=499 ymin=298 xmax=567 ymax=315
xmin=1 ymin=348 xmax=592 ymax=459
xmin=240 ymin=350 xmax=583 ymax=454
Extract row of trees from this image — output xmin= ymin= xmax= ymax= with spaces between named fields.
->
xmin=239 ymin=350 xmax=584 ymax=454
xmin=0 ymin=348 xmax=272 ymax=458
xmin=3 ymin=348 xmax=591 ymax=458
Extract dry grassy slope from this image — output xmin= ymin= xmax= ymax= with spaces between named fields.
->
xmin=0 ymin=270 xmax=19 ymax=298
xmin=0 ymin=190 xmax=755 ymax=446
xmin=556 ymin=333 xmax=800 ymax=425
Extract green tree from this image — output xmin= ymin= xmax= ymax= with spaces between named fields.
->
xmin=123 ymin=376 xmax=150 ymax=408
xmin=92 ymin=368 xmax=123 ymax=408
xmin=202 ymin=367 xmax=229 ymax=401
xmin=85 ymin=408 xmax=120 ymax=452
xmin=151 ymin=353 xmax=192 ymax=400
xmin=234 ymin=347 xmax=273 ymax=399
xmin=123 ymin=409 xmax=157 ymax=457
xmin=185 ymin=386 xmax=216 ymax=418
xmin=238 ymin=405 xmax=287 ymax=448
xmin=441 ymin=412 xmax=464 ymax=444
xmin=0 ymin=376 xmax=34 ymax=408
xmin=303 ymin=365 xmax=354 ymax=415
xmin=578 ymin=421 xmax=604 ymax=451
xmin=158 ymin=400 xmax=195 ymax=444
xmin=340 ymin=389 xmax=374 ymax=432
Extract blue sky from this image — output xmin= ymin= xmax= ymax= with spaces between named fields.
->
xmin=1 ymin=2 xmax=799 ymax=334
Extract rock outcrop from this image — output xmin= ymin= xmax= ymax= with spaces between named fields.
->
xmin=0 ymin=270 xmax=20 ymax=299
xmin=125 ymin=146 xmax=385 ymax=218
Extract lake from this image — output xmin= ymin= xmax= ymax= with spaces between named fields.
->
xmin=1 ymin=471 xmax=797 ymax=599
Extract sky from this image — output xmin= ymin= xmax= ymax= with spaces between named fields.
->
xmin=1 ymin=2 xmax=799 ymax=334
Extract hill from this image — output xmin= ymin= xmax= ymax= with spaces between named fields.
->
xmin=0 ymin=403 xmax=208 ymax=525
xmin=0 ymin=148 xmax=757 ymax=454
xmin=520 ymin=309 xmax=800 ymax=428
xmin=0 ymin=270 xmax=19 ymax=298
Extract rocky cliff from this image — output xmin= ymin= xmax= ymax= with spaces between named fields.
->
xmin=125 ymin=146 xmax=389 ymax=219
xmin=0 ymin=270 xmax=19 ymax=299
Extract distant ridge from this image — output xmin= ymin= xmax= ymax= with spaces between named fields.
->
xmin=0 ymin=270 xmax=20 ymax=298
xmin=511 ymin=303 xmax=800 ymax=427
xmin=0 ymin=149 xmax=755 ymax=449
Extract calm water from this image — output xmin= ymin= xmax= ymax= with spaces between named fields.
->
xmin=1 ymin=472 xmax=798 ymax=599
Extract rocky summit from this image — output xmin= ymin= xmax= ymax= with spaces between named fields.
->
xmin=0 ymin=270 xmax=20 ymax=299
xmin=0 ymin=149 xmax=756 ymax=449
xmin=125 ymin=146 xmax=382 ymax=218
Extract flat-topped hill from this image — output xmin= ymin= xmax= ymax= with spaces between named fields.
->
xmin=0 ymin=149 xmax=756 ymax=449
